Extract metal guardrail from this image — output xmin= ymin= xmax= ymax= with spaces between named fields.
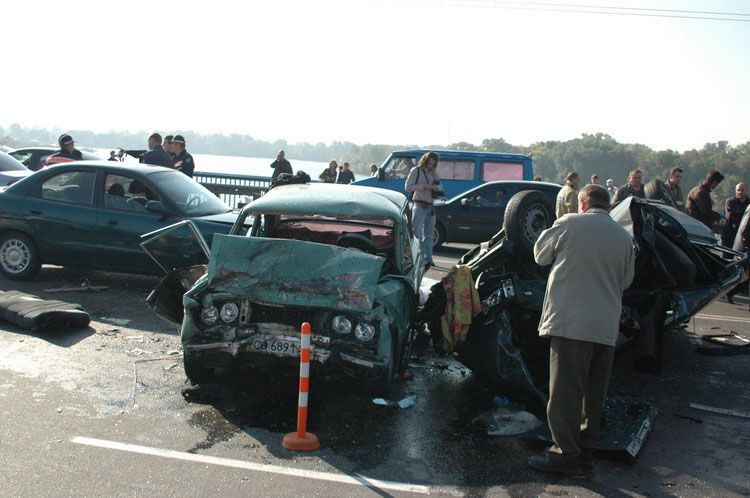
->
xmin=193 ymin=171 xmax=270 ymax=208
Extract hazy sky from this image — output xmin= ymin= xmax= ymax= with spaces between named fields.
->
xmin=2 ymin=0 xmax=748 ymax=151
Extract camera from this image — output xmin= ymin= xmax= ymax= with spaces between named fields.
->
xmin=432 ymin=180 xmax=444 ymax=199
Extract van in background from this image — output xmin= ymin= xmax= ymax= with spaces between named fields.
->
xmin=352 ymin=149 xmax=534 ymax=198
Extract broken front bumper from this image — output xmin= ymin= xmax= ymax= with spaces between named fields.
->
xmin=183 ymin=323 xmax=387 ymax=376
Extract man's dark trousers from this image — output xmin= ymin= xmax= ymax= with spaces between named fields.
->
xmin=546 ymin=336 xmax=615 ymax=463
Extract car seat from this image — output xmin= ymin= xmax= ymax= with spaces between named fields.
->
xmin=336 ymin=230 xmax=376 ymax=254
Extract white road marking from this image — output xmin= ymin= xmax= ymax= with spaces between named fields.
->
xmin=71 ymin=436 xmax=431 ymax=495
xmin=694 ymin=314 xmax=750 ymax=324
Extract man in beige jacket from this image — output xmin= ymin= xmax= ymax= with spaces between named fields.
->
xmin=555 ymin=172 xmax=580 ymax=218
xmin=529 ymin=184 xmax=635 ymax=477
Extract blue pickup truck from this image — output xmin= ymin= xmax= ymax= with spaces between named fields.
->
xmin=352 ymin=149 xmax=534 ymax=198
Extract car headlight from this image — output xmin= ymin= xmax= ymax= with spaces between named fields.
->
xmin=220 ymin=303 xmax=239 ymax=323
xmin=201 ymin=306 xmax=218 ymax=325
xmin=354 ymin=322 xmax=376 ymax=342
xmin=331 ymin=315 xmax=352 ymax=335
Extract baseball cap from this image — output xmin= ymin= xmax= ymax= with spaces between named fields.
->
xmin=172 ymin=135 xmax=186 ymax=144
xmin=58 ymin=134 xmax=74 ymax=146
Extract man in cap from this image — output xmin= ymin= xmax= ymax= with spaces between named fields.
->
xmin=139 ymin=133 xmax=173 ymax=167
xmin=612 ymin=169 xmax=645 ymax=203
xmin=163 ymin=135 xmax=175 ymax=159
xmin=605 ymin=179 xmax=618 ymax=199
xmin=171 ymin=135 xmax=195 ymax=177
xmin=52 ymin=134 xmax=83 ymax=161
xmin=270 ymin=150 xmax=293 ymax=181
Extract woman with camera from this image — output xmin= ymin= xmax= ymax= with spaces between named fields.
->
xmin=405 ymin=151 xmax=441 ymax=268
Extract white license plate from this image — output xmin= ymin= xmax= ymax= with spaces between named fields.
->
xmin=247 ymin=336 xmax=304 ymax=357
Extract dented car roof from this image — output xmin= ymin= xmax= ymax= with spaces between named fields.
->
xmin=244 ymin=183 xmax=407 ymax=220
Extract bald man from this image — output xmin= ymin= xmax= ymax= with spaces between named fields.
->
xmin=722 ymin=182 xmax=749 ymax=247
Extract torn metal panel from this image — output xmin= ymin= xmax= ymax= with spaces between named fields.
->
xmin=206 ymin=234 xmax=384 ymax=312
xmin=0 ymin=290 xmax=90 ymax=331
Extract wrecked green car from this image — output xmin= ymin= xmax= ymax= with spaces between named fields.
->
xmin=142 ymin=183 xmax=425 ymax=389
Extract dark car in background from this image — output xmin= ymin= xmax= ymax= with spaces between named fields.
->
xmin=0 ymin=161 xmax=241 ymax=280
xmin=8 ymin=147 xmax=101 ymax=171
xmin=433 ymin=180 xmax=560 ymax=247
xmin=0 ymin=150 xmax=32 ymax=186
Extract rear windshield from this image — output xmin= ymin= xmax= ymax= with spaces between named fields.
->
xmin=0 ymin=151 xmax=28 ymax=172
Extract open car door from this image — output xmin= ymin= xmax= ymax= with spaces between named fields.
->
xmin=140 ymin=220 xmax=211 ymax=324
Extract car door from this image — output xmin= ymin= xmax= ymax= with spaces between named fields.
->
xmin=93 ymin=172 xmax=180 ymax=273
xmin=23 ymin=169 xmax=99 ymax=266
xmin=458 ymin=185 xmax=517 ymax=242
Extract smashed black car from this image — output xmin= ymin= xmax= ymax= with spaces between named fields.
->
xmin=421 ymin=194 xmax=748 ymax=407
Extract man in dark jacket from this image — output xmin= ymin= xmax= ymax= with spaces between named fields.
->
xmin=336 ymin=162 xmax=355 ymax=184
xmin=612 ymin=169 xmax=644 ymax=203
xmin=51 ymin=134 xmax=83 ymax=161
xmin=665 ymin=167 xmax=685 ymax=212
xmin=171 ymin=135 xmax=195 ymax=177
xmin=686 ymin=170 xmax=724 ymax=228
xmin=721 ymin=182 xmax=749 ymax=247
xmin=139 ymin=133 xmax=173 ymax=167
xmin=270 ymin=150 xmax=292 ymax=180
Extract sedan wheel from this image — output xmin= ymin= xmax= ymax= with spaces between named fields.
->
xmin=0 ymin=233 xmax=41 ymax=280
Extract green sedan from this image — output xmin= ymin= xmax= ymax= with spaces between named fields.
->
xmin=0 ymin=161 xmax=239 ymax=280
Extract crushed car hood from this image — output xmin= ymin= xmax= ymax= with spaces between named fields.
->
xmin=205 ymin=235 xmax=385 ymax=312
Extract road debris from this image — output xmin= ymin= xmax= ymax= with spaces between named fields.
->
xmin=0 ymin=290 xmax=90 ymax=331
xmin=98 ymin=317 xmax=131 ymax=327
xmin=689 ymin=403 xmax=750 ymax=419
xmin=673 ymin=413 xmax=702 ymax=424
xmin=372 ymin=395 xmax=416 ymax=409
xmin=472 ymin=406 xmax=542 ymax=436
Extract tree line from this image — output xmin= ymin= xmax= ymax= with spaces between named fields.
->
xmin=2 ymin=124 xmax=747 ymax=202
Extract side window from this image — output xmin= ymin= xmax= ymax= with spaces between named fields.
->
xmin=40 ymin=171 xmax=96 ymax=206
xmin=467 ymin=186 xmax=513 ymax=208
xmin=384 ymin=157 xmax=416 ymax=180
xmin=104 ymin=174 xmax=160 ymax=213
xmin=482 ymin=162 xmax=524 ymax=181
xmin=438 ymin=160 xmax=474 ymax=181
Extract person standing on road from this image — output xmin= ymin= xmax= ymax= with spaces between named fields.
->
xmin=319 ymin=160 xmax=338 ymax=183
xmin=612 ymin=169 xmax=645 ymax=203
xmin=664 ymin=167 xmax=685 ymax=212
xmin=164 ymin=135 xmax=175 ymax=159
xmin=336 ymin=162 xmax=355 ymax=184
xmin=171 ymin=135 xmax=195 ymax=177
xmin=139 ymin=133 xmax=173 ymax=167
xmin=270 ymin=150 xmax=292 ymax=181
xmin=605 ymin=179 xmax=617 ymax=199
xmin=721 ymin=182 xmax=749 ymax=247
xmin=555 ymin=172 xmax=580 ymax=218
xmin=406 ymin=151 xmax=440 ymax=268
xmin=52 ymin=134 xmax=83 ymax=161
xmin=686 ymin=169 xmax=724 ymax=228
xmin=590 ymin=174 xmax=600 ymax=185
xmin=529 ymin=184 xmax=635 ymax=478
xmin=108 ymin=151 xmax=118 ymax=161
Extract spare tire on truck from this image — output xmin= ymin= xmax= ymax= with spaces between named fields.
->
xmin=644 ymin=179 xmax=677 ymax=209
xmin=502 ymin=190 xmax=555 ymax=261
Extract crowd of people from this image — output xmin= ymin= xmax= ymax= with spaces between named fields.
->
xmin=57 ymin=132 xmax=196 ymax=177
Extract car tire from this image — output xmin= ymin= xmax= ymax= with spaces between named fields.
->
xmin=184 ymin=353 xmax=215 ymax=384
xmin=369 ymin=328 xmax=397 ymax=396
xmin=433 ymin=222 xmax=446 ymax=248
xmin=644 ymin=179 xmax=677 ymax=209
xmin=0 ymin=232 xmax=41 ymax=280
xmin=503 ymin=190 xmax=554 ymax=262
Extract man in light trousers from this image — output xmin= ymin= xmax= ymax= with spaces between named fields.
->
xmin=529 ymin=184 xmax=635 ymax=478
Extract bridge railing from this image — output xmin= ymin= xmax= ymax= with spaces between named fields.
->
xmin=193 ymin=171 xmax=271 ymax=208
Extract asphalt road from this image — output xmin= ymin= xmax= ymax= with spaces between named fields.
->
xmin=1 ymin=245 xmax=749 ymax=497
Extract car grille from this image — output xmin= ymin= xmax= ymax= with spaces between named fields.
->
xmin=249 ymin=302 xmax=318 ymax=329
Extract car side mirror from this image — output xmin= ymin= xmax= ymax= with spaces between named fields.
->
xmin=460 ymin=198 xmax=468 ymax=208
xmin=145 ymin=200 xmax=168 ymax=214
